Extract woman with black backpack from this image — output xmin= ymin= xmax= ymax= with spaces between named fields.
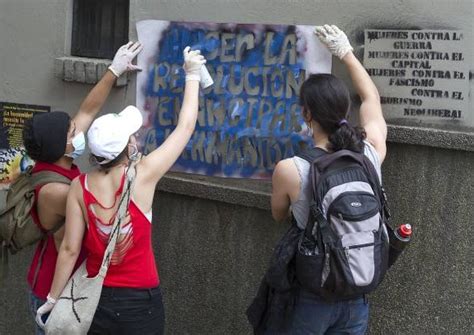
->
xmin=270 ymin=25 xmax=387 ymax=334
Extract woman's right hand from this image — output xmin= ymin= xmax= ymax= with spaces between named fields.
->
xmin=35 ymin=294 xmax=56 ymax=329
xmin=183 ymin=46 xmax=206 ymax=82
xmin=314 ymin=25 xmax=353 ymax=60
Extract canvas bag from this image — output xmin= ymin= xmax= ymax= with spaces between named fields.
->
xmin=295 ymin=148 xmax=391 ymax=301
xmin=0 ymin=168 xmax=71 ymax=281
xmin=45 ymin=159 xmax=138 ymax=335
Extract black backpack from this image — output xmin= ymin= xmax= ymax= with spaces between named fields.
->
xmin=295 ymin=147 xmax=391 ymax=301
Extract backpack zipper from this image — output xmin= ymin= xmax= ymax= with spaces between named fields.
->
xmin=335 ymin=206 xmax=380 ymax=222
xmin=346 ymin=242 xmax=375 ymax=250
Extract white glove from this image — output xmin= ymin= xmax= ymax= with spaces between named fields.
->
xmin=183 ymin=46 xmax=206 ymax=82
xmin=35 ymin=294 xmax=56 ymax=329
xmin=108 ymin=41 xmax=144 ymax=77
xmin=314 ymin=25 xmax=353 ymax=60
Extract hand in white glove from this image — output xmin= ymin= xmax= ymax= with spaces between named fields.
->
xmin=108 ymin=41 xmax=144 ymax=77
xmin=183 ymin=46 xmax=206 ymax=82
xmin=35 ymin=294 xmax=56 ymax=329
xmin=314 ymin=25 xmax=353 ymax=60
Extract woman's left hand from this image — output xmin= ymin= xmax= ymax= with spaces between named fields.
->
xmin=183 ymin=46 xmax=206 ymax=82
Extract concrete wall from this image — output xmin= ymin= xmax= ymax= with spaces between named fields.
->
xmin=1 ymin=143 xmax=473 ymax=334
xmin=0 ymin=0 xmax=473 ymax=334
xmin=132 ymin=143 xmax=474 ymax=335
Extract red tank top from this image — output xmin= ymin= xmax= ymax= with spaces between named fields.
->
xmin=27 ymin=162 xmax=83 ymax=300
xmin=79 ymin=173 xmax=159 ymax=288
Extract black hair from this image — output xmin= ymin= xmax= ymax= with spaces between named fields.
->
xmin=90 ymin=146 xmax=128 ymax=174
xmin=23 ymin=111 xmax=71 ymax=162
xmin=299 ymin=74 xmax=366 ymax=153
xmin=22 ymin=118 xmax=41 ymax=161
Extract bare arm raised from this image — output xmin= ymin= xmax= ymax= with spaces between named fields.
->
xmin=72 ymin=41 xmax=143 ymax=134
xmin=36 ymin=42 xmax=144 ymax=242
xmin=342 ymin=52 xmax=387 ymax=162
xmin=138 ymin=47 xmax=206 ymax=184
xmin=315 ymin=25 xmax=387 ymax=162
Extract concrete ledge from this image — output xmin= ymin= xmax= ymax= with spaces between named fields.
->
xmin=157 ymin=172 xmax=272 ymax=210
xmin=387 ymin=124 xmax=474 ymax=152
xmin=54 ymin=56 xmax=128 ymax=86
xmin=156 ymin=125 xmax=474 ymax=209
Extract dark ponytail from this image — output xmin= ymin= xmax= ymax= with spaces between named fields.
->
xmin=89 ymin=146 xmax=128 ymax=174
xmin=300 ymin=74 xmax=366 ymax=153
xmin=328 ymin=123 xmax=366 ymax=153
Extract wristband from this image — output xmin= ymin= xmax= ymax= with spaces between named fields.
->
xmin=46 ymin=293 xmax=57 ymax=305
xmin=185 ymin=74 xmax=201 ymax=82
xmin=108 ymin=66 xmax=120 ymax=78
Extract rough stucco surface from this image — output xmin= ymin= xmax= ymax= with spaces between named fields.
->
xmin=140 ymin=143 xmax=474 ymax=335
xmin=369 ymin=143 xmax=474 ymax=334
xmin=153 ymin=196 xmax=286 ymax=335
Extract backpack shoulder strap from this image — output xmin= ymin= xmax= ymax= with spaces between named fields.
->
xmin=359 ymin=154 xmax=391 ymax=221
xmin=28 ymin=172 xmax=72 ymax=237
xmin=295 ymin=148 xmax=327 ymax=243
xmin=296 ymin=147 xmax=327 ymax=164
xmin=0 ymin=170 xmax=36 ymax=215
xmin=313 ymin=149 xmax=365 ymax=171
xmin=0 ymin=171 xmax=72 ymax=216
xmin=296 ymin=147 xmax=326 ymax=205
xmin=29 ymin=171 xmax=72 ymax=188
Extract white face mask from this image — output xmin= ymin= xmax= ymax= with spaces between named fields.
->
xmin=65 ymin=132 xmax=86 ymax=159
xmin=304 ymin=122 xmax=313 ymax=137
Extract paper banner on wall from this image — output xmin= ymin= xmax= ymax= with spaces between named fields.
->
xmin=136 ymin=20 xmax=331 ymax=179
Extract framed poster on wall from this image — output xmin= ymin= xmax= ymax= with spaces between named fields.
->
xmin=0 ymin=102 xmax=49 ymax=188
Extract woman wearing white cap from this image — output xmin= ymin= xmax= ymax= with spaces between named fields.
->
xmin=35 ymin=47 xmax=206 ymax=334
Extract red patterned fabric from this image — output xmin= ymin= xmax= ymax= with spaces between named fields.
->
xmin=79 ymin=173 xmax=159 ymax=288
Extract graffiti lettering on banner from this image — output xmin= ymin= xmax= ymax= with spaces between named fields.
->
xmin=136 ymin=21 xmax=331 ymax=178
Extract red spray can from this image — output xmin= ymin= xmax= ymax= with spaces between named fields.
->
xmin=388 ymin=224 xmax=412 ymax=267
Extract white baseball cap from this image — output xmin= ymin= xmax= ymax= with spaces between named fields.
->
xmin=87 ymin=105 xmax=143 ymax=163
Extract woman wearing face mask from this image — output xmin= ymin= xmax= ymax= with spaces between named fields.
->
xmin=22 ymin=41 xmax=143 ymax=335
xmin=35 ymin=47 xmax=206 ymax=334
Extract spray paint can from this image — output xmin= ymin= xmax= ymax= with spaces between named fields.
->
xmin=388 ymin=224 xmax=412 ymax=267
xmin=199 ymin=65 xmax=214 ymax=89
